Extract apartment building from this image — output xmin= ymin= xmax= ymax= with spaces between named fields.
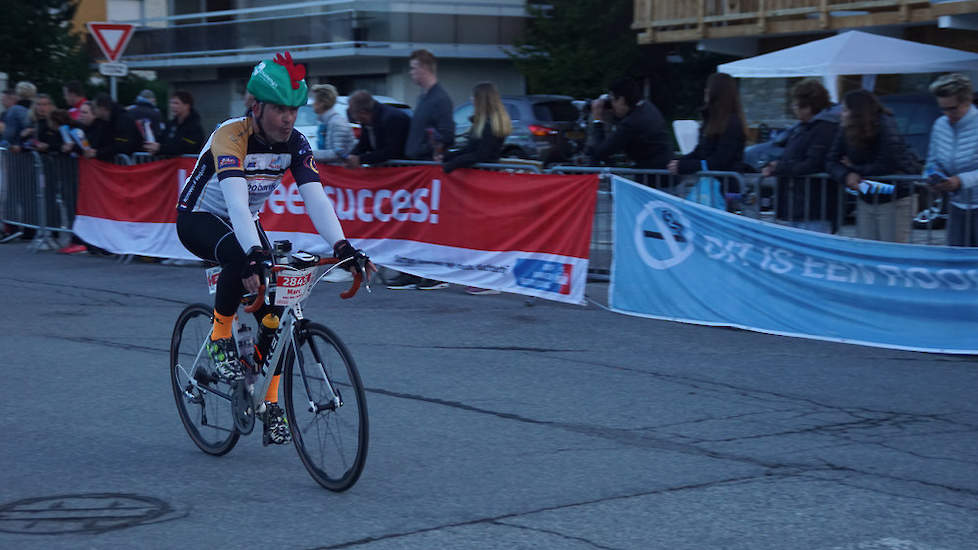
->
xmin=631 ymin=0 xmax=978 ymax=130
xmin=81 ymin=0 xmax=530 ymax=130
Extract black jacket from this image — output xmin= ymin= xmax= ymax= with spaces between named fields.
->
xmin=442 ymin=123 xmax=504 ymax=173
xmin=589 ymin=101 xmax=672 ymax=169
xmin=351 ymin=103 xmax=411 ymax=164
xmin=677 ymin=111 xmax=746 ymax=174
xmin=92 ymin=104 xmax=143 ymax=161
xmin=825 ymin=113 xmax=920 ymax=203
xmin=33 ymin=119 xmax=63 ymax=152
xmin=158 ymin=109 xmax=205 ymax=156
xmin=774 ymin=106 xmax=841 ymax=222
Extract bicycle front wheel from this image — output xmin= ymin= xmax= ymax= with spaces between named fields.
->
xmin=170 ymin=303 xmax=239 ymax=455
xmin=283 ymin=322 xmax=368 ymax=491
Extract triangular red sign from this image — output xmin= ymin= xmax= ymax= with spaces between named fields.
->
xmin=87 ymin=22 xmax=135 ymax=63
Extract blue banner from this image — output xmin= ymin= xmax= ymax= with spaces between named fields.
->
xmin=610 ymin=176 xmax=978 ymax=354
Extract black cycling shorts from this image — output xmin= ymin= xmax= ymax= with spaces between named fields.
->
xmin=176 ymin=210 xmax=271 ymax=316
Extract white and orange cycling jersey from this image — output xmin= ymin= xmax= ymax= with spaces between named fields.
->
xmin=177 ymin=116 xmax=321 ymax=218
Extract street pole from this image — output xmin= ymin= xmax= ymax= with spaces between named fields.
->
xmin=111 ymin=76 xmax=118 ymax=102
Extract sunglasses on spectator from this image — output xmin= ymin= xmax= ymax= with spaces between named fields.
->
xmin=939 ymin=103 xmax=965 ymax=112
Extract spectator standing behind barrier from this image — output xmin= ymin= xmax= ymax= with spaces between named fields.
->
xmin=438 ymin=82 xmax=511 ymax=173
xmin=668 ymin=72 xmax=747 ymax=176
xmin=1 ymin=82 xmax=36 ymax=151
xmin=0 ymin=90 xmax=15 ymax=141
xmin=762 ymin=79 xmax=841 ymax=234
xmin=311 ymin=84 xmax=355 ymax=163
xmin=65 ymin=101 xmax=101 ymax=158
xmin=128 ymin=88 xmax=163 ymax=143
xmin=585 ymin=78 xmax=672 ymax=169
xmin=57 ymin=102 xmax=101 ymax=255
xmin=825 ymin=90 xmax=921 ymax=243
xmin=435 ymin=81 xmax=512 ymax=295
xmin=23 ymin=94 xmax=63 ymax=153
xmin=345 ymin=90 xmax=410 ymax=168
xmin=924 ymin=73 xmax=978 ymax=247
xmin=62 ymin=80 xmax=87 ymax=121
xmin=404 ymin=49 xmax=454 ymax=160
xmin=91 ymin=93 xmax=143 ymax=161
xmin=144 ymin=91 xmax=204 ymax=156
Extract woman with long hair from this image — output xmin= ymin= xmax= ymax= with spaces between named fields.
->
xmin=440 ymin=82 xmax=511 ymax=295
xmin=439 ymin=81 xmax=511 ymax=173
xmin=825 ymin=89 xmax=920 ymax=242
xmin=668 ymin=72 xmax=747 ymax=175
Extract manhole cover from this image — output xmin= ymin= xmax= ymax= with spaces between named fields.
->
xmin=0 ymin=493 xmax=174 ymax=535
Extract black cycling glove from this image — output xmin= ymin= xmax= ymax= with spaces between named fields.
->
xmin=333 ymin=239 xmax=369 ymax=267
xmin=241 ymin=246 xmax=272 ymax=280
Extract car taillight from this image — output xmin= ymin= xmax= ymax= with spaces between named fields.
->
xmin=528 ymin=124 xmax=557 ymax=136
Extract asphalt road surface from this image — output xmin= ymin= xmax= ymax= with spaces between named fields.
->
xmin=1 ymin=242 xmax=976 ymax=549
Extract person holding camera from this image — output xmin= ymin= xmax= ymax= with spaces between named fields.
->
xmin=585 ymin=77 xmax=671 ymax=169
xmin=924 ymin=73 xmax=978 ymax=247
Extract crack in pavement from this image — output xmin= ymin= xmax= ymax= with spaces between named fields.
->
xmin=306 ymin=474 xmax=763 ymax=549
xmin=52 ymin=336 xmax=168 ymax=355
xmin=364 ymin=385 xmax=978 ymax=507
xmin=489 ymin=519 xmax=623 ymax=550
xmin=1 ymin=277 xmax=189 ymax=306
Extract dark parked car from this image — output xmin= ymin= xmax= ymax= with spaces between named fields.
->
xmin=880 ymin=93 xmax=942 ymax=161
xmin=451 ymin=95 xmax=585 ymax=164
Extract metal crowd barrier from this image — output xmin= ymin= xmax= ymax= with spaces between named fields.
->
xmin=0 ymin=148 xmax=59 ymax=251
xmin=544 ymin=166 xmax=749 ymax=279
xmin=755 ymin=173 xmax=971 ymax=246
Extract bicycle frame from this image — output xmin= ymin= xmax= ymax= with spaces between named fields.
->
xmin=182 ymin=254 xmax=362 ymax=416
xmin=241 ymin=255 xmax=362 ymax=414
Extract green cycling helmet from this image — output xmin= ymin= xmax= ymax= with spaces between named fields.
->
xmin=247 ymin=51 xmax=308 ymax=108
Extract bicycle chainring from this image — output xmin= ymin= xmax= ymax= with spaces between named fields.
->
xmin=230 ymin=381 xmax=256 ymax=435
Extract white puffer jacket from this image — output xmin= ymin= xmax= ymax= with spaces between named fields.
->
xmin=925 ymin=105 xmax=978 ymax=208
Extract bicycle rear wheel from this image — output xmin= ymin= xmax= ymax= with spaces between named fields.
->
xmin=283 ymin=321 xmax=368 ymax=491
xmin=170 ymin=303 xmax=239 ymax=455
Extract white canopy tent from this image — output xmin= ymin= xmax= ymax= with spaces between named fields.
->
xmin=717 ymin=30 xmax=978 ymax=100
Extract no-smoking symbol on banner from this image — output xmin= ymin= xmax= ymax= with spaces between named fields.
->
xmin=633 ymin=201 xmax=695 ymax=270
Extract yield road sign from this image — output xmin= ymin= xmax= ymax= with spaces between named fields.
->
xmin=87 ymin=22 xmax=135 ymax=62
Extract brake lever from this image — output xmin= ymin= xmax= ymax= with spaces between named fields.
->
xmin=359 ymin=261 xmax=371 ymax=293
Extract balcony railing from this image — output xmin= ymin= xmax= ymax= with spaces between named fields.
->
xmin=633 ymin=0 xmax=978 ymax=43
xmin=122 ymin=5 xmax=526 ymax=65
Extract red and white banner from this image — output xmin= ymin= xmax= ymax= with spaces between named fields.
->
xmin=75 ymin=159 xmax=598 ymax=304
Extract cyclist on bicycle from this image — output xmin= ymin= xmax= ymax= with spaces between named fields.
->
xmin=175 ymin=52 xmax=370 ymax=445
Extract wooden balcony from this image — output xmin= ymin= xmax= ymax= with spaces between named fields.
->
xmin=633 ymin=0 xmax=978 ymax=44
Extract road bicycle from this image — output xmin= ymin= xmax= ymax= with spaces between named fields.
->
xmin=169 ymin=240 xmax=369 ymax=491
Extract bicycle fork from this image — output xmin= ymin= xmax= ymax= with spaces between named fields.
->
xmin=292 ymin=322 xmax=342 ymax=414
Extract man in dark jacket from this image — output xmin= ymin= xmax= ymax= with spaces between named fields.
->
xmin=762 ymin=79 xmax=841 ymax=233
xmin=586 ymin=78 xmax=672 ymax=169
xmin=92 ymin=93 xmax=143 ymax=161
xmin=144 ymin=91 xmax=205 ymax=156
xmin=345 ymin=90 xmax=410 ymax=167
xmin=404 ymin=49 xmax=454 ymax=160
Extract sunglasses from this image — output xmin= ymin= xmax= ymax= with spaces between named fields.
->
xmin=939 ymin=103 xmax=964 ymax=112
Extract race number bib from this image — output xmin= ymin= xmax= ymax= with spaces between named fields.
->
xmin=274 ymin=268 xmax=319 ymax=306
